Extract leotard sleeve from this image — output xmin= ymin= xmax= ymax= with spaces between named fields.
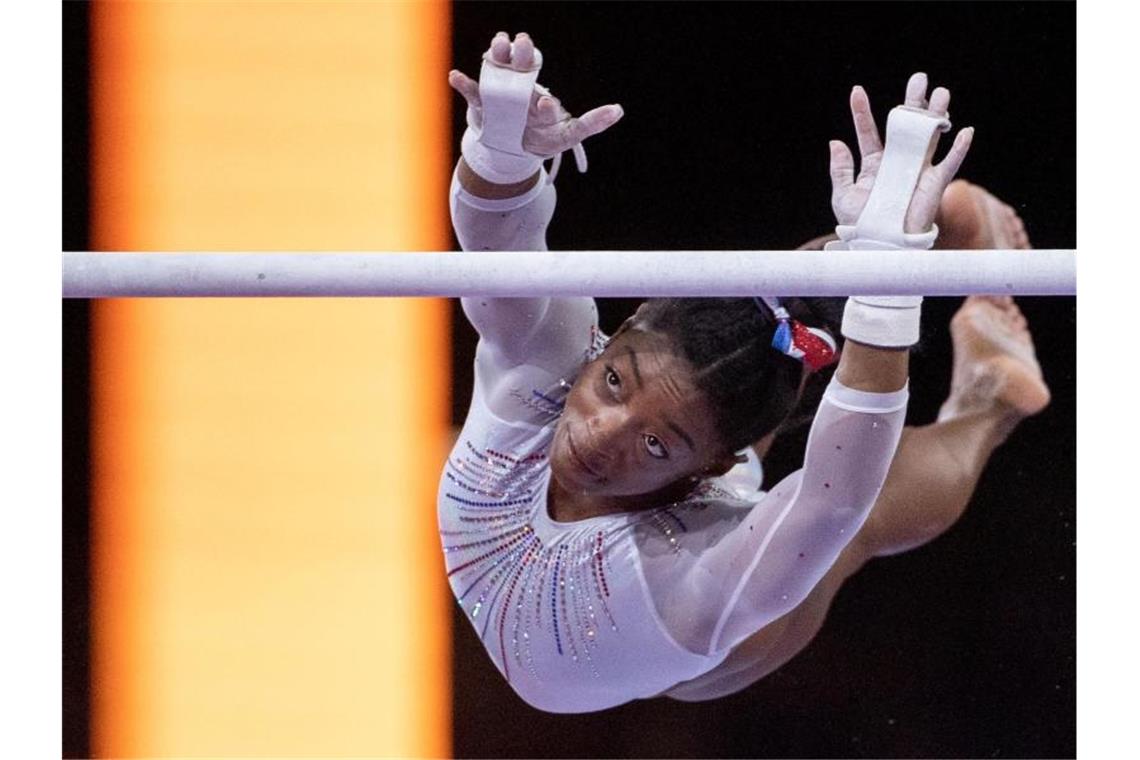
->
xmin=450 ymin=168 xmax=599 ymax=422
xmin=645 ymin=376 xmax=909 ymax=656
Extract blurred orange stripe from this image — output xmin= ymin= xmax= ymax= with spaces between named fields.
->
xmin=91 ymin=1 xmax=451 ymax=756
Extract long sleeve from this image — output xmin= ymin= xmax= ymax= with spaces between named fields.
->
xmin=450 ymin=168 xmax=599 ymax=423
xmin=646 ymin=376 xmax=908 ymax=656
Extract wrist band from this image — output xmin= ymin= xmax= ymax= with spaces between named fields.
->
xmin=841 ymin=296 xmax=922 ymax=348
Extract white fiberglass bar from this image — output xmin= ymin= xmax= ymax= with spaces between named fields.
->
xmin=62 ymin=251 xmax=1076 ymax=298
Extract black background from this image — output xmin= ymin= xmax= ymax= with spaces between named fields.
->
xmin=62 ymin=1 xmax=91 ymax=756
xmin=64 ymin=2 xmax=1075 ymax=757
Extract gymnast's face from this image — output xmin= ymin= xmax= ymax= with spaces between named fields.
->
xmin=551 ymin=325 xmax=736 ymax=498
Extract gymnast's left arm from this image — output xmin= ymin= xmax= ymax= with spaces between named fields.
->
xmin=663 ymin=72 xmax=974 ymax=656
xmin=684 ymin=370 xmax=910 ymax=655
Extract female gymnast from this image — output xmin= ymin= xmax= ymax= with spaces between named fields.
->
xmin=439 ymin=32 xmax=1051 ymax=712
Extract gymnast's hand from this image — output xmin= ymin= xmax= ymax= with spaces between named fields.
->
xmin=829 ymin=73 xmax=974 ymax=233
xmin=448 ymin=31 xmax=624 ymax=160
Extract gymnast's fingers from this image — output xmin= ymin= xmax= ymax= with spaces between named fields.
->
xmin=537 ymin=93 xmax=560 ymax=119
xmin=850 ymin=86 xmax=883 ymax=160
xmin=512 ymin=32 xmax=535 ymax=69
xmin=489 ymin=31 xmax=511 ymax=64
xmin=904 ymin=72 xmax=929 ymax=108
xmin=829 ymin=140 xmax=856 ymax=190
xmin=928 ymin=86 xmax=950 ymax=118
xmin=448 ymin=69 xmax=481 ymax=108
xmin=566 ymin=103 xmax=625 ymax=142
xmin=934 ymin=127 xmax=974 ymax=184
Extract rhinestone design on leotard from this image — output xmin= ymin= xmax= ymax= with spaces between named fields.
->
xmin=442 ymin=437 xmax=736 ymax=685
xmin=507 ymin=386 xmax=566 ymax=423
xmin=442 ymin=439 xmax=630 ymax=683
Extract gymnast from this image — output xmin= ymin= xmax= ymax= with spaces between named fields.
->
xmin=438 ymin=31 xmax=1050 ymax=712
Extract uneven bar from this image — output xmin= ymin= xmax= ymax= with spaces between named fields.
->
xmin=63 ymin=251 xmax=1076 ymax=298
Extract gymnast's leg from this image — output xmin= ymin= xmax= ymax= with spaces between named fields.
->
xmin=665 ymin=182 xmax=1051 ymax=702
xmin=846 ymin=181 xmax=1049 ymax=553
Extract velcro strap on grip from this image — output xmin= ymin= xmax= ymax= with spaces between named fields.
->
xmin=479 ymin=46 xmax=542 ymax=155
xmin=461 ymin=45 xmax=545 ymax=184
xmin=852 ymin=105 xmax=950 ymax=245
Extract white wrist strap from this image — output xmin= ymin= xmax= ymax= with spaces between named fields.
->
xmin=461 ymin=45 xmax=545 ymax=185
xmin=841 ymin=296 xmax=922 ymax=348
xmin=826 ymin=232 xmax=926 ymax=346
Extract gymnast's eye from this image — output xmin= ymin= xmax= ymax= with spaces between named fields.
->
xmin=643 ymin=434 xmax=669 ymax=459
xmin=604 ymin=365 xmax=621 ymax=393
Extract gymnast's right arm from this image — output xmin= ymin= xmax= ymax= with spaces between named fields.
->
xmin=450 ymin=154 xmax=561 ymax=365
xmin=448 ymin=32 xmax=623 ymax=371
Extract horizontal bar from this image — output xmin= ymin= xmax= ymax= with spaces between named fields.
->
xmin=62 ymin=251 xmax=1076 ymax=298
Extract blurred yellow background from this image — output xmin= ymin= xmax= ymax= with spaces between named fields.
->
xmin=89 ymin=1 xmax=452 ymax=755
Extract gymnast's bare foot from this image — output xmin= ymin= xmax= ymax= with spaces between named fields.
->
xmin=934 ymin=180 xmax=1031 ymax=250
xmin=938 ymin=296 xmax=1051 ymax=424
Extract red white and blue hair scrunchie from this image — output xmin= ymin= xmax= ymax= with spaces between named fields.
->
xmin=753 ymin=297 xmax=838 ymax=372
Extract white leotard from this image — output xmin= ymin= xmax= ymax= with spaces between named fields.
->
xmin=439 ymin=170 xmax=908 ymax=712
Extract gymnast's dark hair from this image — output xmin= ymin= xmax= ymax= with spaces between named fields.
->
xmin=616 ymin=297 xmax=845 ymax=457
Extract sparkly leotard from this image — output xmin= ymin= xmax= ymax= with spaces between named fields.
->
xmin=440 ymin=170 xmax=909 ymax=713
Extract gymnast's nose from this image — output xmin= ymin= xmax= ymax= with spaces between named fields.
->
xmin=584 ymin=408 xmax=631 ymax=465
